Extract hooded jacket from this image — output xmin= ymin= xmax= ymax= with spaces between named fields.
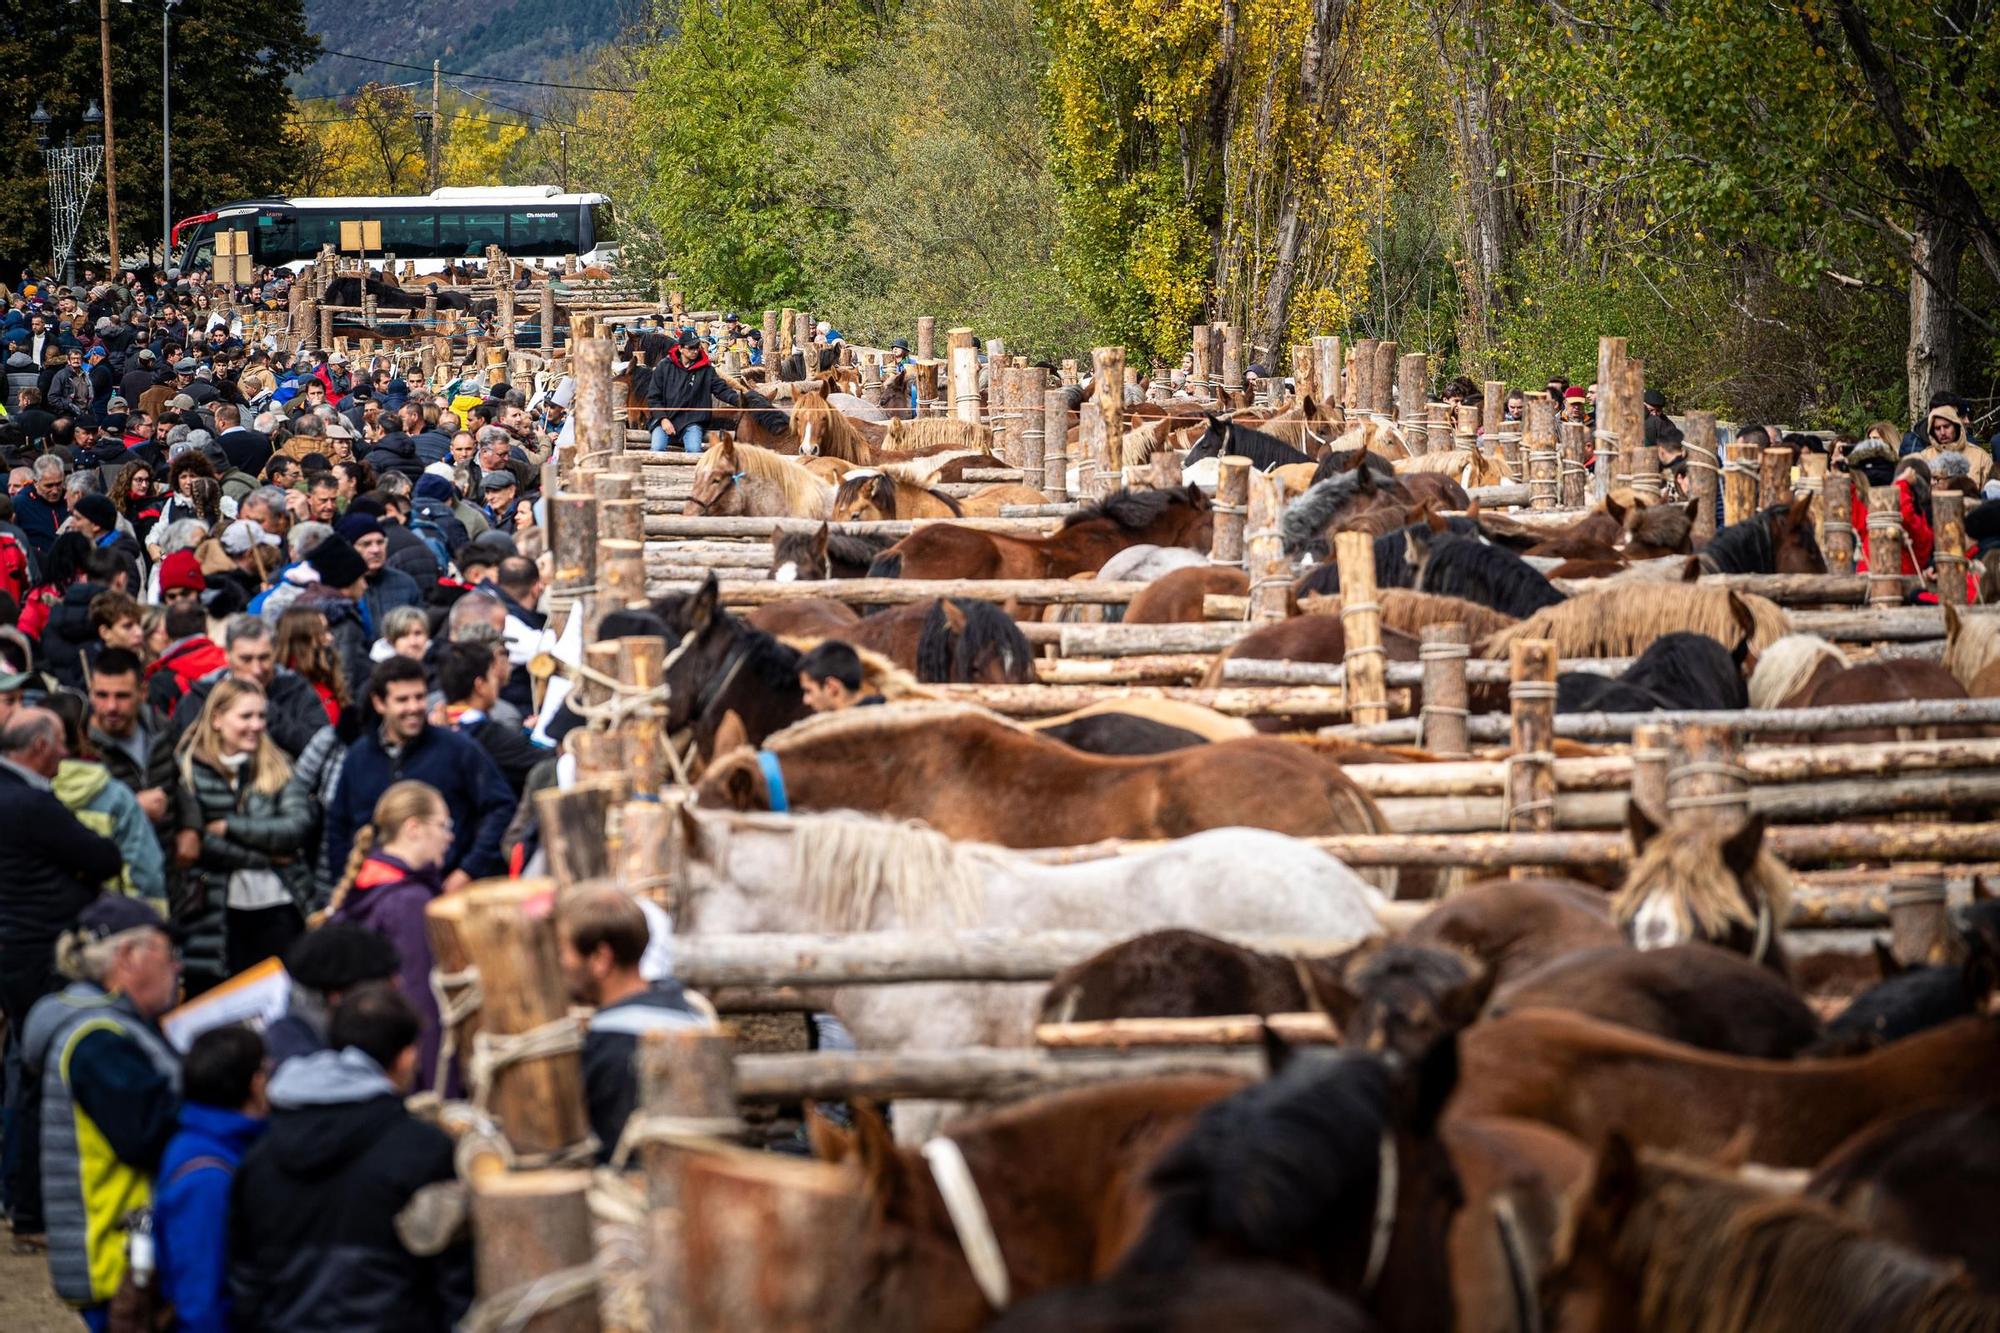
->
xmin=52 ymin=758 xmax=165 ymax=907
xmin=362 ymin=431 xmax=426 ymax=484
xmin=330 ymin=853 xmax=451 ymax=1090
xmin=147 ymin=635 xmax=228 ymax=718
xmin=156 ymin=1102 xmax=265 ymax=1333
xmin=1917 ymin=404 xmax=1994 ymax=486
xmin=228 ymin=1048 xmax=471 ymax=1332
xmin=172 ymin=665 xmax=328 ymax=760
xmin=42 ymin=579 xmax=108 ymax=689
xmin=642 ymin=344 xmax=744 ymax=434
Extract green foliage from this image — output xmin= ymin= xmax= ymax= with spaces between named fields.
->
xmin=0 ymin=0 xmax=318 ymax=267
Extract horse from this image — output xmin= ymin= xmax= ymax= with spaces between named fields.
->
xmin=1316 ymin=939 xmax=1494 ymax=1065
xmin=322 ymin=274 xmax=493 ymax=318
xmin=1748 ymin=632 xmax=1972 ymax=741
xmin=1184 ymin=416 xmax=1315 ymax=471
xmin=683 ymin=438 xmax=832 ymax=518
xmin=1280 ymin=460 xmax=1410 ymax=557
xmin=1808 ymin=1102 xmax=2000 ymax=1296
xmin=914 ymin=598 xmax=1036 ymax=684
xmin=1403 ymin=877 xmax=1622 ymax=988
xmin=1487 ymin=944 xmax=1820 ymax=1058
xmin=1454 ymin=1008 xmax=2000 ymax=1165
xmin=1393 ymin=448 xmax=1504 ymax=491
xmin=1505 ymin=493 xmax=1698 ymax=561
xmin=1555 ymin=627 xmax=1750 ymax=713
xmin=1945 ymin=603 xmax=2000 ymax=695
xmin=987 ymin=1265 xmax=1379 ymax=1333
xmin=1115 ymin=1044 xmax=1464 ymax=1333
xmin=1021 ymin=699 xmax=1255 ymax=744
xmin=1039 ymin=928 xmax=1344 ymax=1025
xmin=881 ymin=416 xmax=992 ymax=454
xmin=868 ymin=485 xmax=1212 ymax=580
xmin=792 ymin=389 xmax=881 ymax=462
xmin=1693 ymin=496 xmax=1827 ymax=574
xmin=1612 ymin=805 xmax=1792 ymax=973
xmin=1548 ymin=1137 xmax=2000 ymax=1332
xmin=1807 ymin=931 xmax=2000 ymax=1055
xmin=653 ymin=575 xmax=811 ymax=757
xmin=1028 ymin=712 xmax=1212 ymax=756
xmin=1126 ymin=565 xmax=1252 ymax=623
xmin=831 ymin=468 xmax=963 ymax=521
xmin=770 ymin=522 xmax=899 ymax=581
xmin=695 ymin=702 xmax=1398 ymax=862
xmin=1294 ymin=516 xmax=1485 ymax=598
xmin=1403 ymin=527 xmax=1567 ymax=618
xmin=1200 ymin=615 xmax=1421 ymax=688
xmin=1481 ymin=582 xmax=1792 ymax=660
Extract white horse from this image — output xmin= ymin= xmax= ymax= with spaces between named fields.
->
xmin=671 ymin=805 xmax=1384 ymax=1132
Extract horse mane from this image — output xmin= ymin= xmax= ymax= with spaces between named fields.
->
xmin=1376 ymin=588 xmax=1520 ymax=641
xmin=879 ymin=450 xmax=990 ymax=484
xmin=1611 ymin=824 xmax=1795 ymax=941
xmin=883 ymin=417 xmax=993 ymax=453
xmin=1625 ymin=497 xmax=1695 ymax=551
xmin=1326 ymin=418 xmax=1410 ymax=459
xmin=763 ymin=698 xmax=1028 ymax=752
xmin=1589 ymin=1149 xmax=2000 ymax=1333
xmin=770 ymin=525 xmax=897 ymax=574
xmin=1061 ymin=485 xmax=1201 ymax=531
xmin=702 ymin=441 xmax=832 ymax=514
xmin=1280 ymin=470 xmax=1378 ymax=555
xmin=791 ymin=391 xmax=874 ymax=461
xmin=1217 ymin=420 xmax=1314 ymax=470
xmin=706 ymin=808 xmax=984 ymax=931
xmin=836 ymin=468 xmax=964 ymax=518
xmin=1747 ymin=634 xmax=1847 ymax=709
xmin=915 ymin=598 xmax=1035 ymax=684
xmin=1482 ymin=585 xmax=1792 ymax=659
xmin=1312 ymin=447 xmax=1399 ymax=484
xmin=1119 ymin=1049 xmax=1394 ymax=1275
xmin=1413 ymin=533 xmax=1567 ymax=617
xmin=1618 ymin=632 xmax=1750 ymax=709
xmin=1945 ymin=607 xmax=2000 ymax=688
xmin=1121 ymin=416 xmax=1175 ymax=468
xmin=1394 ymin=449 xmax=1500 ymax=488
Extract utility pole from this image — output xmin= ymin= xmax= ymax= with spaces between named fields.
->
xmin=559 ymin=131 xmax=569 ymax=192
xmin=163 ymin=0 xmax=177 ymax=268
xmin=98 ymin=0 xmax=120 ymax=272
xmin=428 ymin=60 xmax=442 ymax=193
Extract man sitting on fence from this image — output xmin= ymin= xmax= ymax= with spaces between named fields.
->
xmin=644 ymin=329 xmax=746 ymax=454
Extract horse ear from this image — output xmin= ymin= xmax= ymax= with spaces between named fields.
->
xmin=1720 ymin=813 xmax=1766 ymax=879
xmin=1308 ymin=948 xmax=1367 ymax=1032
xmin=1945 ymin=602 xmax=1963 ymax=643
xmin=1712 ymin=1126 xmax=1755 ymax=1171
xmin=805 ymin=1102 xmax=856 ymax=1164
xmin=1438 ymin=956 xmax=1496 ymax=1033
xmin=850 ymin=1100 xmax=913 ymax=1215
xmin=1403 ymin=527 xmax=1429 ymax=572
xmin=1604 ymin=493 xmax=1627 ymax=523
xmin=1260 ymin=1021 xmax=1301 ymax=1076
xmin=942 ymin=599 xmax=968 ymax=635
xmin=1726 ymin=591 xmax=1757 ymax=660
xmin=723 ymin=756 xmax=761 ymax=811
xmin=1185 ymin=481 xmax=1210 ymax=510
xmin=712 ymin=709 xmax=749 ymax=758
xmin=1679 ymin=554 xmax=1703 ymax=582
xmin=1355 ymin=465 xmax=1376 ymax=495
xmin=1786 ymin=493 xmax=1814 ymax=528
xmin=1425 ymin=505 xmax=1449 ymax=534
xmin=1684 ymin=498 xmax=1700 ymax=520
xmin=812 ymin=521 xmax=830 ymax=562
xmin=1465 ymin=495 xmax=1481 ymax=521
xmin=1626 ymin=798 xmax=1663 ymax=853
xmin=1588 ymin=1133 xmax=1643 ymax=1229
xmin=689 ymin=571 xmax=720 ymax=631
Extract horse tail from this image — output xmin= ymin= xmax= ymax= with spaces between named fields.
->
xmin=915 ymin=600 xmax=955 ymax=683
xmin=952 ymin=598 xmax=1036 ymax=683
xmin=868 ymin=550 xmax=903 ymax=579
xmin=931 ymin=487 xmax=965 ymax=517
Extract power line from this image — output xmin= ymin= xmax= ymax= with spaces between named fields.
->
xmin=446 ymin=82 xmax=586 ymax=133
xmin=308 ymin=44 xmax=637 ymax=95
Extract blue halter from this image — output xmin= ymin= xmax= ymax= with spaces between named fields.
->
xmin=755 ymin=749 xmax=789 ymax=813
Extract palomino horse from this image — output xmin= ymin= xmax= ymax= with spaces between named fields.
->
xmin=1749 ymin=631 xmax=1973 ymax=741
xmin=1548 ymin=1138 xmax=2000 ymax=1331
xmin=1945 ymin=603 xmax=2000 ymax=695
xmin=793 ymin=388 xmax=882 ymax=461
xmin=695 ymin=700 xmax=1396 ymax=855
xmin=682 ymin=439 xmax=832 ymax=518
xmin=1612 ymin=806 xmax=1793 ymax=974
xmin=869 ymin=484 xmax=1213 ymax=580
xmin=832 ymin=469 xmax=962 ymax=520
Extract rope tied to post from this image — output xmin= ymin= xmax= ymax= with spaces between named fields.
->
xmin=429 ymin=965 xmax=483 ymax=1094
xmin=468 ymin=1016 xmax=586 ymax=1112
xmin=1339 ymin=599 xmax=1387 ymax=662
xmin=1664 ymin=759 xmax=1753 ymax=815
xmin=1503 ymin=750 xmax=1558 ymax=821
xmin=459 ymin=1262 xmax=599 ymax=1333
xmin=608 ymin=1113 xmax=746 ymax=1172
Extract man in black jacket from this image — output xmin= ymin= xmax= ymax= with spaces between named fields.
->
xmin=171 ymin=615 xmax=328 ymax=758
xmin=229 ymin=983 xmax=471 ymax=1332
xmin=644 ymin=328 xmax=744 ymax=453
xmin=213 ymin=403 xmax=270 ymax=475
xmin=437 ymin=641 xmax=544 ymax=795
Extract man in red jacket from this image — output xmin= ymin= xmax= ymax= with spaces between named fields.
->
xmin=144 ymin=601 xmax=225 ymax=718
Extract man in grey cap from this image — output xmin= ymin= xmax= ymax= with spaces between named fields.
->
xmin=117 ymin=348 xmax=156 ymax=408
xmin=183 ymin=363 xmax=221 ymax=408
xmin=480 ymin=469 xmax=521 ymax=534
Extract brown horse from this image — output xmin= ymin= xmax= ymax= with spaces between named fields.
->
xmin=1945 ymin=603 xmax=2000 ymax=696
xmin=1403 ymin=878 xmax=1621 ymax=988
xmin=1039 ymin=928 xmax=1343 ymax=1025
xmin=1200 ymin=614 xmax=1422 ymax=688
xmin=869 ymin=485 xmax=1213 ymax=580
xmin=1548 ymin=1138 xmax=2000 ymax=1332
xmin=1749 ymin=632 xmax=1972 ymax=741
xmin=1612 ymin=806 xmax=1793 ymax=974
xmin=1511 ymin=493 xmax=1698 ymax=561
xmin=1454 ymin=1008 xmax=2000 ymax=1165
xmin=988 ymin=1266 xmax=1378 ymax=1333
xmin=695 ymin=703 xmax=1393 ymax=849
xmin=831 ymin=468 xmax=963 ymax=521
xmin=792 ymin=389 xmax=881 ymax=462
xmin=1126 ymin=565 xmax=1252 ymax=623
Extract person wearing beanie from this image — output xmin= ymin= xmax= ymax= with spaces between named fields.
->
xmin=1917 ymin=402 xmax=1993 ymax=487
xmin=66 ymin=492 xmax=144 ymax=600
xmin=264 ymin=923 xmax=401 ymax=1068
xmin=158 ymin=548 xmax=207 ymax=608
xmin=643 ymin=328 xmax=747 ymax=453
xmin=297 ymin=535 xmax=377 ymax=692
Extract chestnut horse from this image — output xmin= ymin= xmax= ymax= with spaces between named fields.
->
xmin=832 ymin=468 xmax=963 ymax=521
xmin=682 ymin=438 xmax=831 ymax=518
xmin=868 ymin=485 xmax=1213 ymax=580
xmin=695 ymin=701 xmax=1396 ymax=861
xmin=1749 ymin=632 xmax=1972 ymax=741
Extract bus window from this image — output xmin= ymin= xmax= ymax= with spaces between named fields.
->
xmin=254 ymin=213 xmax=302 ymax=266
xmin=382 ymin=212 xmax=438 ymax=258
xmin=587 ymin=202 xmax=615 ymax=252
xmin=506 ymin=210 xmax=574 ymax=254
xmin=439 ymin=211 xmax=507 ymax=258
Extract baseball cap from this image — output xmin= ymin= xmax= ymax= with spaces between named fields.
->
xmin=220 ymin=519 xmax=280 ymax=555
xmin=327 ymin=351 xmax=349 ymax=365
xmin=173 ymin=357 xmax=198 ymax=374
xmin=167 ymin=393 xmax=195 ymax=411
xmin=74 ymin=894 xmax=164 ymax=943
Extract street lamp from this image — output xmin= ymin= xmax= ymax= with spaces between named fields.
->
xmin=36 ymin=102 xmax=107 ymax=285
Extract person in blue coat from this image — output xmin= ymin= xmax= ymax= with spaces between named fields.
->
xmin=323 ymin=656 xmax=515 ymax=893
xmin=155 ymin=1026 xmax=267 ymax=1333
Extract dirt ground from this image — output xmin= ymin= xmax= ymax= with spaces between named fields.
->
xmin=0 ymin=1240 xmax=75 ymax=1332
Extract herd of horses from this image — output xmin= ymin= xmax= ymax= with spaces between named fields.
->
xmin=615 ymin=370 xmax=2000 ymax=1330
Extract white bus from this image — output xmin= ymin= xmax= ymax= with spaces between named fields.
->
xmin=171 ymin=186 xmax=616 ymax=275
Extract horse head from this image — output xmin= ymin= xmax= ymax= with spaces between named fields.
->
xmin=1314 ymin=940 xmax=1493 ymax=1065
xmin=771 ymin=522 xmax=833 ymax=583
xmin=1772 ymin=494 xmax=1826 ymax=574
xmin=684 ymin=439 xmax=745 ymax=516
xmin=1614 ymin=803 xmax=1786 ymax=968
xmin=1184 ymin=415 xmax=1229 ymax=465
xmin=831 ymin=470 xmax=892 ymax=522
xmin=653 ymin=572 xmax=748 ymax=735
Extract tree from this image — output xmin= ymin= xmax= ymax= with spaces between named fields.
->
xmin=0 ymin=0 xmax=318 ymax=269
xmin=288 ymin=87 xmax=529 ymax=196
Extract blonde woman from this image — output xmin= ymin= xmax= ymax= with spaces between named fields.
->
xmin=326 ymin=780 xmax=455 ymax=1090
xmin=175 ymin=677 xmax=319 ymax=994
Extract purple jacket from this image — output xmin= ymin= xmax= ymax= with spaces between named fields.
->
xmin=330 ymin=852 xmax=450 ymax=1092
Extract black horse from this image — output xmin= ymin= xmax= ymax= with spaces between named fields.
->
xmin=652 ymin=574 xmax=810 ymax=758
xmin=1402 ymin=528 xmax=1566 ymax=618
xmin=1293 ymin=517 xmax=1485 ymax=597
xmin=770 ymin=522 xmax=898 ymax=581
xmin=914 ymin=597 xmax=1035 ymax=684
xmin=1184 ymin=416 xmax=1314 ymax=471
xmin=1556 ymin=630 xmax=1749 ymax=712
xmin=1694 ymin=496 xmax=1825 ymax=574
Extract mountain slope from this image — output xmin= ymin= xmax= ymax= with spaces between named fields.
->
xmin=294 ymin=0 xmax=644 ymax=101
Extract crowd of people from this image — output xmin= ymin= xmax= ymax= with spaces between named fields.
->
xmin=0 ymin=264 xmax=720 ymax=1331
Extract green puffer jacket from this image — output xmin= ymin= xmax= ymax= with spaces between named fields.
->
xmin=175 ymin=755 xmax=319 ymax=993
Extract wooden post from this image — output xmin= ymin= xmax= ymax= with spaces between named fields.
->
xmin=1085 ymin=346 xmax=1125 ymax=499
xmin=1335 ymin=531 xmax=1387 ymax=725
xmin=1398 ymin=353 xmax=1429 ymax=451
xmin=497 ymin=278 xmax=517 ymax=353
xmin=1060 ymin=359 xmax=1079 ymax=388
xmin=1245 ymin=467 xmax=1290 ymax=623
xmin=1799 ymin=450 xmax=1829 ymax=549
xmin=1685 ymin=411 xmax=1720 ymax=545
xmin=1935 ymin=490 xmax=1969 ymax=606
xmin=1507 ymin=640 xmax=1558 ymax=879
xmin=1220 ymin=324 xmax=1245 ymax=405
xmin=915 ymin=315 xmax=936 ymax=362
xmin=574 ymin=337 xmax=618 ymax=458
xmin=1627 ymin=444 xmax=1661 ymax=503
xmin=1595 ymin=336 xmax=1626 ymax=488
xmin=1630 ymin=722 xmax=1672 ymax=824
xmin=677 ymin=1150 xmax=865 ymax=1333
xmin=794 ymin=312 xmax=814 ymax=367
xmin=913 ymin=360 xmax=942 ymax=418
xmin=1426 ymin=402 xmax=1453 ymax=455
xmin=988 ymin=362 xmax=1014 ymax=468
xmin=1371 ymin=340 xmax=1398 ymax=419
xmin=1867 ymin=481 xmax=1905 ymax=608
xmin=549 ymin=493 xmax=598 ymax=604
xmin=1888 ymin=876 xmax=1952 ymax=967
xmin=1452 ymin=404 xmax=1480 ymax=457
xmin=318 ymin=303 xmax=333 ymax=351
xmin=1291 ymin=344 xmax=1316 ymax=405
xmin=1211 ymin=456 xmax=1250 ymax=570
xmin=1822 ymin=470 xmax=1857 ymax=575
xmin=469 ymin=1170 xmax=600 ymax=1333
xmin=1526 ymin=393 xmax=1559 ymax=511
xmin=1041 ymin=388 xmax=1070 ymax=503
xmin=1615 ymin=355 xmax=1646 ymax=487
xmin=1189 ymin=324 xmax=1212 ymax=400
xmin=1724 ymin=443 xmax=1761 ymax=528
xmin=539 ymin=282 xmax=556 ymax=355
xmin=616 ymin=636 xmax=668 ymax=794
xmin=1482 ymin=378 xmax=1511 ymax=477
xmin=1020 ymin=371 xmax=1047 ymax=495
xmin=1760 ymin=446 xmax=1793 ymax=510
xmin=1559 ymin=421 xmax=1590 ymax=509
xmin=460 ymin=879 xmax=591 ymax=1159
xmin=638 ymin=1030 xmax=741 ymax=1330
xmin=422 ymin=895 xmax=479 ymax=1094
xmin=599 ymin=497 xmax=645 ymax=547
xmin=1352 ymin=339 xmax=1377 ymax=416
xmin=949 ymin=328 xmax=980 ymax=425
xmin=1418 ymin=622 xmax=1470 ymax=757
xmin=776 ymin=308 xmax=795 ymax=361
xmin=1314 ymin=337 xmax=1343 ymax=415
xmin=1667 ymin=724 xmax=1747 ymax=832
